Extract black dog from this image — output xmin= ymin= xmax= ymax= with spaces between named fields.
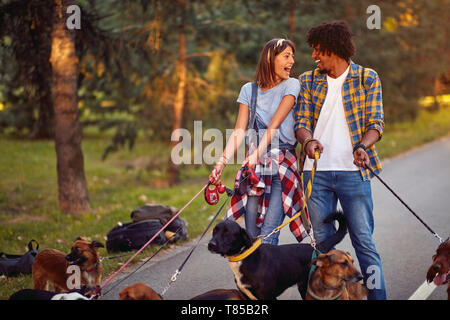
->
xmin=208 ymin=212 xmax=347 ymax=300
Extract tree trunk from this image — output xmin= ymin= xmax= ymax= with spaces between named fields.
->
xmin=31 ymin=19 xmax=54 ymax=140
xmin=432 ymin=76 xmax=440 ymax=111
xmin=50 ymin=0 xmax=90 ymax=214
xmin=168 ymin=1 xmax=187 ymax=186
xmin=289 ymin=0 xmax=296 ymax=35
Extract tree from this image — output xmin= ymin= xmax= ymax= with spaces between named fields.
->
xmin=50 ymin=0 xmax=90 ymax=214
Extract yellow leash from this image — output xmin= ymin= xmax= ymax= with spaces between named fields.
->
xmin=228 ymin=150 xmax=320 ymax=262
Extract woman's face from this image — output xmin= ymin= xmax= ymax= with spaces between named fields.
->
xmin=273 ymin=46 xmax=295 ymax=82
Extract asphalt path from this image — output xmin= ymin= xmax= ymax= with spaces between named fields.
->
xmin=101 ymin=135 xmax=450 ymax=301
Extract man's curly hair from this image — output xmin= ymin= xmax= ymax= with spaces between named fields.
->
xmin=307 ymin=21 xmax=355 ymax=61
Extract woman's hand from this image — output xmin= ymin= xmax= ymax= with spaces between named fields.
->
xmin=243 ymin=152 xmax=259 ymax=170
xmin=209 ymin=162 xmax=225 ymax=186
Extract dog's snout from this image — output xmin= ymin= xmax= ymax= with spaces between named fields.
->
xmin=208 ymin=240 xmax=217 ymax=252
xmin=355 ymin=272 xmax=363 ymax=282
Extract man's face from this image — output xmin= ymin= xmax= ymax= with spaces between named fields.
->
xmin=312 ymin=45 xmax=331 ymax=75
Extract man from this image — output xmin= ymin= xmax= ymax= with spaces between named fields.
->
xmin=294 ymin=21 xmax=387 ymax=300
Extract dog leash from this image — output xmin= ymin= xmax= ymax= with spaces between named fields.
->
xmin=91 ymin=183 xmax=209 ymax=298
xmin=230 ymin=150 xmax=320 ymax=263
xmin=98 ymin=224 xmax=186 ymax=298
xmin=161 ymin=190 xmax=233 ymax=297
xmin=259 ymin=150 xmax=320 ymax=248
xmin=365 ymin=164 xmax=444 ymax=244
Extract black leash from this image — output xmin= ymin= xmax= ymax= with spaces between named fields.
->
xmin=365 ymin=164 xmax=443 ymax=243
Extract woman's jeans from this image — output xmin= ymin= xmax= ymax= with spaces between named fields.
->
xmin=303 ymin=170 xmax=387 ymax=300
xmin=245 ymin=172 xmax=284 ymax=245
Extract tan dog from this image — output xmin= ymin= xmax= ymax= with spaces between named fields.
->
xmin=119 ymin=282 xmax=248 ymax=300
xmin=32 ymin=237 xmax=104 ymax=292
xmin=426 ymin=239 xmax=450 ymax=299
xmin=119 ymin=283 xmax=162 ymax=300
xmin=306 ymin=250 xmax=368 ymax=300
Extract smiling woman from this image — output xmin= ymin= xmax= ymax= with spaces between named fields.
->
xmin=208 ymin=38 xmax=308 ymax=246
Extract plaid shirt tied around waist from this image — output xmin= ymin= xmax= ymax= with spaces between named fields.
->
xmin=226 ymin=148 xmax=309 ymax=243
xmin=294 ymin=60 xmax=384 ymax=181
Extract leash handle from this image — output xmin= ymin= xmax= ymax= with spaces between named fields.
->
xmin=365 ymin=164 xmax=443 ymax=243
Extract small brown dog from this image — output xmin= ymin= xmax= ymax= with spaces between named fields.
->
xmin=306 ymin=250 xmax=368 ymax=300
xmin=32 ymin=237 xmax=104 ymax=292
xmin=426 ymin=239 xmax=450 ymax=300
xmin=119 ymin=282 xmax=247 ymax=300
xmin=119 ymin=283 xmax=162 ymax=300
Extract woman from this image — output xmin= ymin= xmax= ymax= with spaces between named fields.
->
xmin=209 ymin=38 xmax=307 ymax=245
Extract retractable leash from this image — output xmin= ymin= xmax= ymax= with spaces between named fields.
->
xmin=365 ymin=164 xmax=444 ymax=243
xmin=91 ymin=183 xmax=210 ymax=299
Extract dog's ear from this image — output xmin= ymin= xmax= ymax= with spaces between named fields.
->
xmin=75 ymin=237 xmax=83 ymax=241
xmin=312 ymin=257 xmax=325 ymax=267
xmin=91 ymin=241 xmax=105 ymax=249
xmin=313 ymin=253 xmax=331 ymax=267
xmin=240 ymin=228 xmax=253 ymax=247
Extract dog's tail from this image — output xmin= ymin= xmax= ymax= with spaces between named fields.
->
xmin=316 ymin=211 xmax=347 ymax=253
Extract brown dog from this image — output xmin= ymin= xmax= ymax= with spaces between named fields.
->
xmin=119 ymin=282 xmax=248 ymax=300
xmin=306 ymin=250 xmax=368 ymax=300
xmin=32 ymin=237 xmax=104 ymax=292
xmin=426 ymin=239 xmax=450 ymax=300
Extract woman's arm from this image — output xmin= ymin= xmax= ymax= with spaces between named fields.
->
xmin=209 ymin=104 xmax=249 ymax=185
xmin=247 ymin=94 xmax=295 ymax=167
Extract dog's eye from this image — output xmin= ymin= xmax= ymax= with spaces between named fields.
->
xmin=340 ymin=261 xmax=348 ymax=266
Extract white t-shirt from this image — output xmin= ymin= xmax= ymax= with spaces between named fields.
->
xmin=304 ymin=66 xmax=359 ymax=171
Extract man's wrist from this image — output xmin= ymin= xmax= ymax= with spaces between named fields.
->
xmin=302 ymin=137 xmax=316 ymax=153
xmin=353 ymin=143 xmax=367 ymax=154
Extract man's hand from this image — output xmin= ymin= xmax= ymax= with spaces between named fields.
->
xmin=305 ymin=139 xmax=323 ymax=159
xmin=353 ymin=148 xmax=369 ymax=168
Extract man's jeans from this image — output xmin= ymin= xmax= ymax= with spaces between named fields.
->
xmin=303 ymin=170 xmax=387 ymax=300
xmin=245 ymin=172 xmax=284 ymax=245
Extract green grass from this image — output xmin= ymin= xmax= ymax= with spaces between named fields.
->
xmin=377 ymin=107 xmax=450 ymax=159
xmin=1 ymin=107 xmax=450 ymax=299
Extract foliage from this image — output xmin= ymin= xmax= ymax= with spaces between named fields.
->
xmin=0 ymin=0 xmax=449 ymax=156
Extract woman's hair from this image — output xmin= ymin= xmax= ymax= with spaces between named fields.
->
xmin=306 ymin=21 xmax=355 ymax=62
xmin=255 ymin=38 xmax=295 ymax=88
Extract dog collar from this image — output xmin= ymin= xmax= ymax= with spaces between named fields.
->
xmin=86 ymin=263 xmax=99 ymax=272
xmin=228 ymin=238 xmax=262 ymax=262
xmin=307 ymin=282 xmax=346 ymax=300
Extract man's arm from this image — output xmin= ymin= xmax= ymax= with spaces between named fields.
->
xmin=296 ymin=128 xmax=323 ymax=159
xmin=353 ymin=129 xmax=380 ymax=167
xmin=294 ymin=72 xmax=322 ymax=159
xmin=353 ymin=69 xmax=384 ymax=167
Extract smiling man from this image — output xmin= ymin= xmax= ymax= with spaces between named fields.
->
xmin=294 ymin=21 xmax=386 ymax=300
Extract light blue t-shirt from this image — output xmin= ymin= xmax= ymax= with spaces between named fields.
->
xmin=237 ymin=78 xmax=300 ymax=146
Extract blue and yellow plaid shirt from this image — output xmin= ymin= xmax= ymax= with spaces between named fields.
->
xmin=294 ymin=60 xmax=384 ymax=181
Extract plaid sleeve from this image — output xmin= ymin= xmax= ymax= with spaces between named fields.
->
xmin=364 ymin=69 xmax=384 ymax=138
xmin=294 ymin=72 xmax=314 ymax=133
